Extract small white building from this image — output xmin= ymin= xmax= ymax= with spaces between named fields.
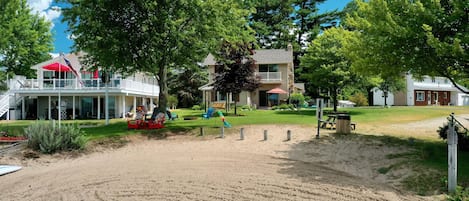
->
xmin=372 ymin=74 xmax=469 ymax=106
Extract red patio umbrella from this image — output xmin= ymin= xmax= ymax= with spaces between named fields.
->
xmin=267 ymin=87 xmax=287 ymax=94
xmin=42 ymin=62 xmax=71 ymax=72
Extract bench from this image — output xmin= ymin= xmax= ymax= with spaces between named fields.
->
xmin=212 ymin=102 xmax=226 ymax=110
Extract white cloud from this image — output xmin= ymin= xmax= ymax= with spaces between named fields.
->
xmin=49 ymin=53 xmax=60 ymax=58
xmin=27 ymin=0 xmax=62 ymax=28
xmin=27 ymin=0 xmax=52 ymax=13
xmin=67 ymin=34 xmax=77 ymax=40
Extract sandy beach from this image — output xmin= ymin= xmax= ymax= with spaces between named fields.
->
xmin=0 ymin=120 xmax=446 ymax=201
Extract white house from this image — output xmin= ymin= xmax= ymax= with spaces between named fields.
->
xmin=373 ymin=74 xmax=469 ymax=106
xmin=1 ymin=52 xmax=159 ymax=120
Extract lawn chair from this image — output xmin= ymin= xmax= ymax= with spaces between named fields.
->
xmin=127 ymin=119 xmax=143 ymax=129
xmin=202 ymin=107 xmax=215 ymax=119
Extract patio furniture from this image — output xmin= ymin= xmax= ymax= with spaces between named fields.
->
xmin=203 ymin=107 xmax=215 ymax=119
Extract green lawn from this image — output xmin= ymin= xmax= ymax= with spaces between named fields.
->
xmin=2 ymin=106 xmax=469 ymax=194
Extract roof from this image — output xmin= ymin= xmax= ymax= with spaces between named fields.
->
xmin=413 ymin=82 xmax=461 ymax=92
xmin=31 ymin=52 xmax=84 ymax=72
xmin=203 ymin=49 xmax=293 ymax=66
xmin=198 ymin=82 xmax=214 ymax=91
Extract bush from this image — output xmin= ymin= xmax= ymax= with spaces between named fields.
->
xmin=349 ymin=92 xmax=368 ymax=106
xmin=447 ymin=186 xmax=469 ymax=201
xmin=241 ymin=105 xmax=252 ymax=110
xmin=437 ymin=123 xmax=469 ymax=151
xmin=272 ymin=104 xmax=294 ymax=110
xmin=24 ymin=121 xmax=87 ymax=154
xmin=192 ymin=105 xmax=201 ymax=110
xmin=290 ymin=93 xmax=305 ymax=107
xmin=167 ymin=95 xmax=178 ymax=109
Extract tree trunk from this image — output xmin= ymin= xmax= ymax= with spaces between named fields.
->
xmin=332 ymin=89 xmax=338 ymax=112
xmin=384 ymin=91 xmax=388 ymax=106
xmin=158 ymin=66 xmax=168 ymax=114
xmin=234 ymin=101 xmax=237 ymax=115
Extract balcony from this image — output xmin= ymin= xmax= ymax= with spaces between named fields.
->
xmin=256 ymin=72 xmax=282 ymax=83
xmin=11 ymin=78 xmax=159 ymax=95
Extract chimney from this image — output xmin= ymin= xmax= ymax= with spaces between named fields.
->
xmin=287 ymin=43 xmax=292 ymax=51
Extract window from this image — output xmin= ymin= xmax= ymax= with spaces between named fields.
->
xmin=444 ymin=92 xmax=448 ymax=99
xmin=431 ymin=77 xmax=436 ymax=83
xmin=416 ymin=91 xmax=425 ymax=101
xmin=259 ymin=64 xmax=278 ymax=72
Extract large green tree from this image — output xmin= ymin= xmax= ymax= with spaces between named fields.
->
xmin=0 ymin=0 xmax=53 ymax=78
xmin=344 ymin=0 xmax=468 ymax=92
xmin=300 ymin=28 xmax=356 ymax=112
xmin=62 ymin=0 xmax=252 ymax=112
xmin=248 ymin=0 xmax=294 ymax=49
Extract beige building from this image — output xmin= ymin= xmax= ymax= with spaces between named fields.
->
xmin=199 ymin=45 xmax=298 ymax=108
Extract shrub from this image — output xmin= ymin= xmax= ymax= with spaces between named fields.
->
xmin=192 ymin=105 xmax=201 ymax=110
xmin=24 ymin=121 xmax=87 ymax=154
xmin=167 ymin=95 xmax=178 ymax=109
xmin=437 ymin=123 xmax=469 ymax=151
xmin=447 ymin=186 xmax=469 ymax=201
xmin=349 ymin=92 xmax=368 ymax=106
xmin=272 ymin=104 xmax=294 ymax=110
xmin=241 ymin=105 xmax=251 ymax=110
xmin=290 ymin=93 xmax=305 ymax=107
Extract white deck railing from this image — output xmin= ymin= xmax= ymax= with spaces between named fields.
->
xmin=256 ymin=72 xmax=282 ymax=82
xmin=12 ymin=78 xmax=159 ymax=95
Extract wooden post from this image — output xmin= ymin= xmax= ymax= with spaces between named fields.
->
xmin=448 ymin=113 xmax=457 ymax=194
xmin=287 ymin=130 xmax=291 ymax=141
xmin=264 ymin=130 xmax=268 ymax=141
xmin=221 ymin=126 xmax=224 ymax=138
xmin=316 ymin=98 xmax=323 ymax=139
xmin=240 ymin=128 xmax=244 ymax=140
xmin=200 ymin=127 xmax=204 ymax=136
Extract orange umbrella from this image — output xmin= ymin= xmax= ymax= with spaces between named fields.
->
xmin=267 ymin=87 xmax=287 ymax=94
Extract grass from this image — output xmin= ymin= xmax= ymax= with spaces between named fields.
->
xmin=2 ymin=106 xmax=469 ymax=194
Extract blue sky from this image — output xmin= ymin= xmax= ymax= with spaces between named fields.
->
xmin=27 ymin=0 xmax=350 ymax=55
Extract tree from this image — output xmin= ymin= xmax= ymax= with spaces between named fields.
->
xmin=0 ymin=0 xmax=53 ymax=78
xmin=291 ymin=0 xmax=341 ymax=99
xmin=248 ymin=0 xmax=294 ymax=49
xmin=168 ymin=65 xmax=208 ymax=108
xmin=61 ymin=0 xmax=253 ymax=113
xmin=300 ymin=28 xmax=356 ymax=112
xmin=213 ymin=42 xmax=261 ymax=115
xmin=344 ymin=0 xmax=468 ymax=92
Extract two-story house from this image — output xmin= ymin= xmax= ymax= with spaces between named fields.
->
xmin=1 ymin=52 xmax=159 ymax=120
xmin=199 ymin=45 xmax=298 ymax=108
xmin=372 ymin=74 xmax=469 ymax=106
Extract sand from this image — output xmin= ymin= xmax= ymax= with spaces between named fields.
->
xmin=0 ymin=123 xmax=441 ymax=201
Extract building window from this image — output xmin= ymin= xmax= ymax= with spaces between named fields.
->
xmin=431 ymin=77 xmax=436 ymax=83
xmin=259 ymin=64 xmax=278 ymax=72
xmin=416 ymin=91 xmax=425 ymax=101
xmin=444 ymin=92 xmax=448 ymax=99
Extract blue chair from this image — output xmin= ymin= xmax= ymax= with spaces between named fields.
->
xmin=202 ymin=107 xmax=215 ymax=119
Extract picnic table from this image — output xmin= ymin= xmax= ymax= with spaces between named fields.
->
xmin=320 ymin=114 xmax=356 ymax=130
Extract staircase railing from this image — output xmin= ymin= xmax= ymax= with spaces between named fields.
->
xmin=0 ymin=93 xmax=9 ymax=118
